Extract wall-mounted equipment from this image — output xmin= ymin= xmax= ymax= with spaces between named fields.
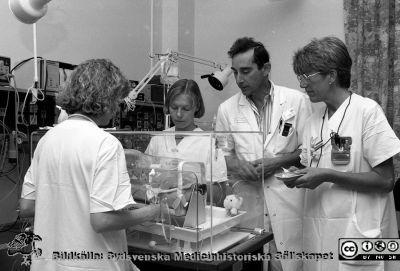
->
xmin=0 ymin=56 xmax=11 ymax=86
xmin=39 ymin=59 xmax=59 ymax=92
xmin=137 ymin=84 xmax=164 ymax=105
xmin=13 ymin=59 xmax=76 ymax=92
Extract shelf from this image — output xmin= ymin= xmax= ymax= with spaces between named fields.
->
xmin=0 ymin=87 xmax=165 ymax=102
xmin=0 ymin=86 xmax=57 ymax=97
xmin=135 ymin=101 xmax=164 ymax=108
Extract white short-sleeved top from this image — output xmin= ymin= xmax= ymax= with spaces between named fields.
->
xmin=145 ymin=126 xmax=227 ymax=183
xmin=22 ymin=117 xmax=135 ymax=271
xmin=300 ymin=93 xmax=400 ymax=270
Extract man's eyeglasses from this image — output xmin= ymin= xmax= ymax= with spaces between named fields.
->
xmin=297 ymin=72 xmax=321 ymax=84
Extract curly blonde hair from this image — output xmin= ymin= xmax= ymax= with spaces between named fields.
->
xmin=56 ymin=59 xmax=130 ymax=116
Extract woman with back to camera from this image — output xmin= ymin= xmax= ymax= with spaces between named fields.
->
xmin=19 ymin=59 xmax=165 ymax=271
xmin=290 ymin=36 xmax=400 ymax=271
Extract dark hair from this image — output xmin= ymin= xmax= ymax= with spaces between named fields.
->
xmin=164 ymin=79 xmax=205 ymax=118
xmin=228 ymin=37 xmax=270 ymax=69
xmin=56 ymin=59 xmax=130 ymax=116
xmin=292 ymin=36 xmax=352 ymax=88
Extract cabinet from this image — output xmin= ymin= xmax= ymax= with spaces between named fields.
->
xmin=117 ymin=101 xmax=165 ymax=132
xmin=0 ymin=86 xmax=56 ymax=134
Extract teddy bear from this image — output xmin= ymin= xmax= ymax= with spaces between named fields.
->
xmin=223 ymin=194 xmax=243 ymax=216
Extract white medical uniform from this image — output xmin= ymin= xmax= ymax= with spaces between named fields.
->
xmin=22 ymin=117 xmax=138 ymax=271
xmin=145 ymin=126 xmax=227 ymax=183
xmin=300 ymin=93 xmax=400 ymax=271
xmin=216 ymin=82 xmax=312 ymax=271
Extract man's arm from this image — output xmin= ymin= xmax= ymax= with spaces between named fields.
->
xmin=253 ymin=93 xmax=312 ymax=177
xmin=253 ymin=149 xmax=302 ymax=177
xmin=225 ymin=155 xmax=259 ymax=181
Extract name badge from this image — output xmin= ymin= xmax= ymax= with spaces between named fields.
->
xmin=331 ymin=134 xmax=352 ymax=165
xmin=279 ymin=118 xmax=293 ymax=137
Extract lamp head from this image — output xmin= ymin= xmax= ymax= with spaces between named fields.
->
xmin=208 ymin=66 xmax=233 ymax=91
xmin=9 ymin=0 xmax=51 ymax=24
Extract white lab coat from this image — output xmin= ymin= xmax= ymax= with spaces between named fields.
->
xmin=300 ymin=93 xmax=400 ymax=271
xmin=145 ymin=127 xmax=227 ymax=183
xmin=216 ymin=82 xmax=312 ymax=271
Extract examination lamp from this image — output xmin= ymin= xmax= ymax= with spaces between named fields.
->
xmin=200 ymin=66 xmax=233 ymax=91
xmin=9 ymin=0 xmax=52 ymax=24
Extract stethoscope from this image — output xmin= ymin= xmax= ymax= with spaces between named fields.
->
xmin=310 ymin=91 xmax=352 ymax=168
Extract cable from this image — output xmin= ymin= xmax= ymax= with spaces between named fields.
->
xmin=10 ymin=57 xmax=43 ymax=73
xmin=18 ymin=146 xmax=27 ymax=181
xmin=1 ymin=91 xmax=10 ymax=133
xmin=0 ymin=164 xmax=17 ymax=177
xmin=10 ymin=56 xmax=45 ymax=112
xmin=9 ymin=76 xmax=42 ymax=127
xmin=310 ymin=107 xmax=328 ymax=168
xmin=336 ymin=92 xmax=352 ymax=134
xmin=0 ymin=75 xmax=27 ymax=234
xmin=7 ymin=77 xmax=27 ymax=127
xmin=28 ymin=84 xmax=45 ymax=102
xmin=0 ymin=215 xmax=19 ymax=233
xmin=5 ymin=175 xmax=16 ymax=184
xmin=19 ymin=88 xmax=30 ymax=127
xmin=0 ymin=135 xmax=8 ymax=171
xmin=0 ymin=123 xmax=10 ymax=171
xmin=1 ymin=77 xmax=11 ymax=168
xmin=0 ymin=120 xmax=10 ymax=134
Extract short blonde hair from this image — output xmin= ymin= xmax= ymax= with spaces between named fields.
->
xmin=164 ymin=79 xmax=205 ymax=118
xmin=56 ymin=59 xmax=130 ymax=116
xmin=292 ymin=36 xmax=352 ymax=88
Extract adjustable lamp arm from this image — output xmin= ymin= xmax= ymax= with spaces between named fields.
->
xmin=171 ymin=51 xmax=224 ymax=70
xmin=124 ymin=50 xmax=230 ymax=110
xmin=124 ymin=55 xmax=169 ymax=111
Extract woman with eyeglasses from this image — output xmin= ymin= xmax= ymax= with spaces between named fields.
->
xmin=290 ymin=36 xmax=400 ymax=271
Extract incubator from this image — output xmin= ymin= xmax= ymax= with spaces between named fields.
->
xmin=30 ymin=129 xmax=266 ymax=255
xmin=113 ymin=130 xmax=266 ymax=254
